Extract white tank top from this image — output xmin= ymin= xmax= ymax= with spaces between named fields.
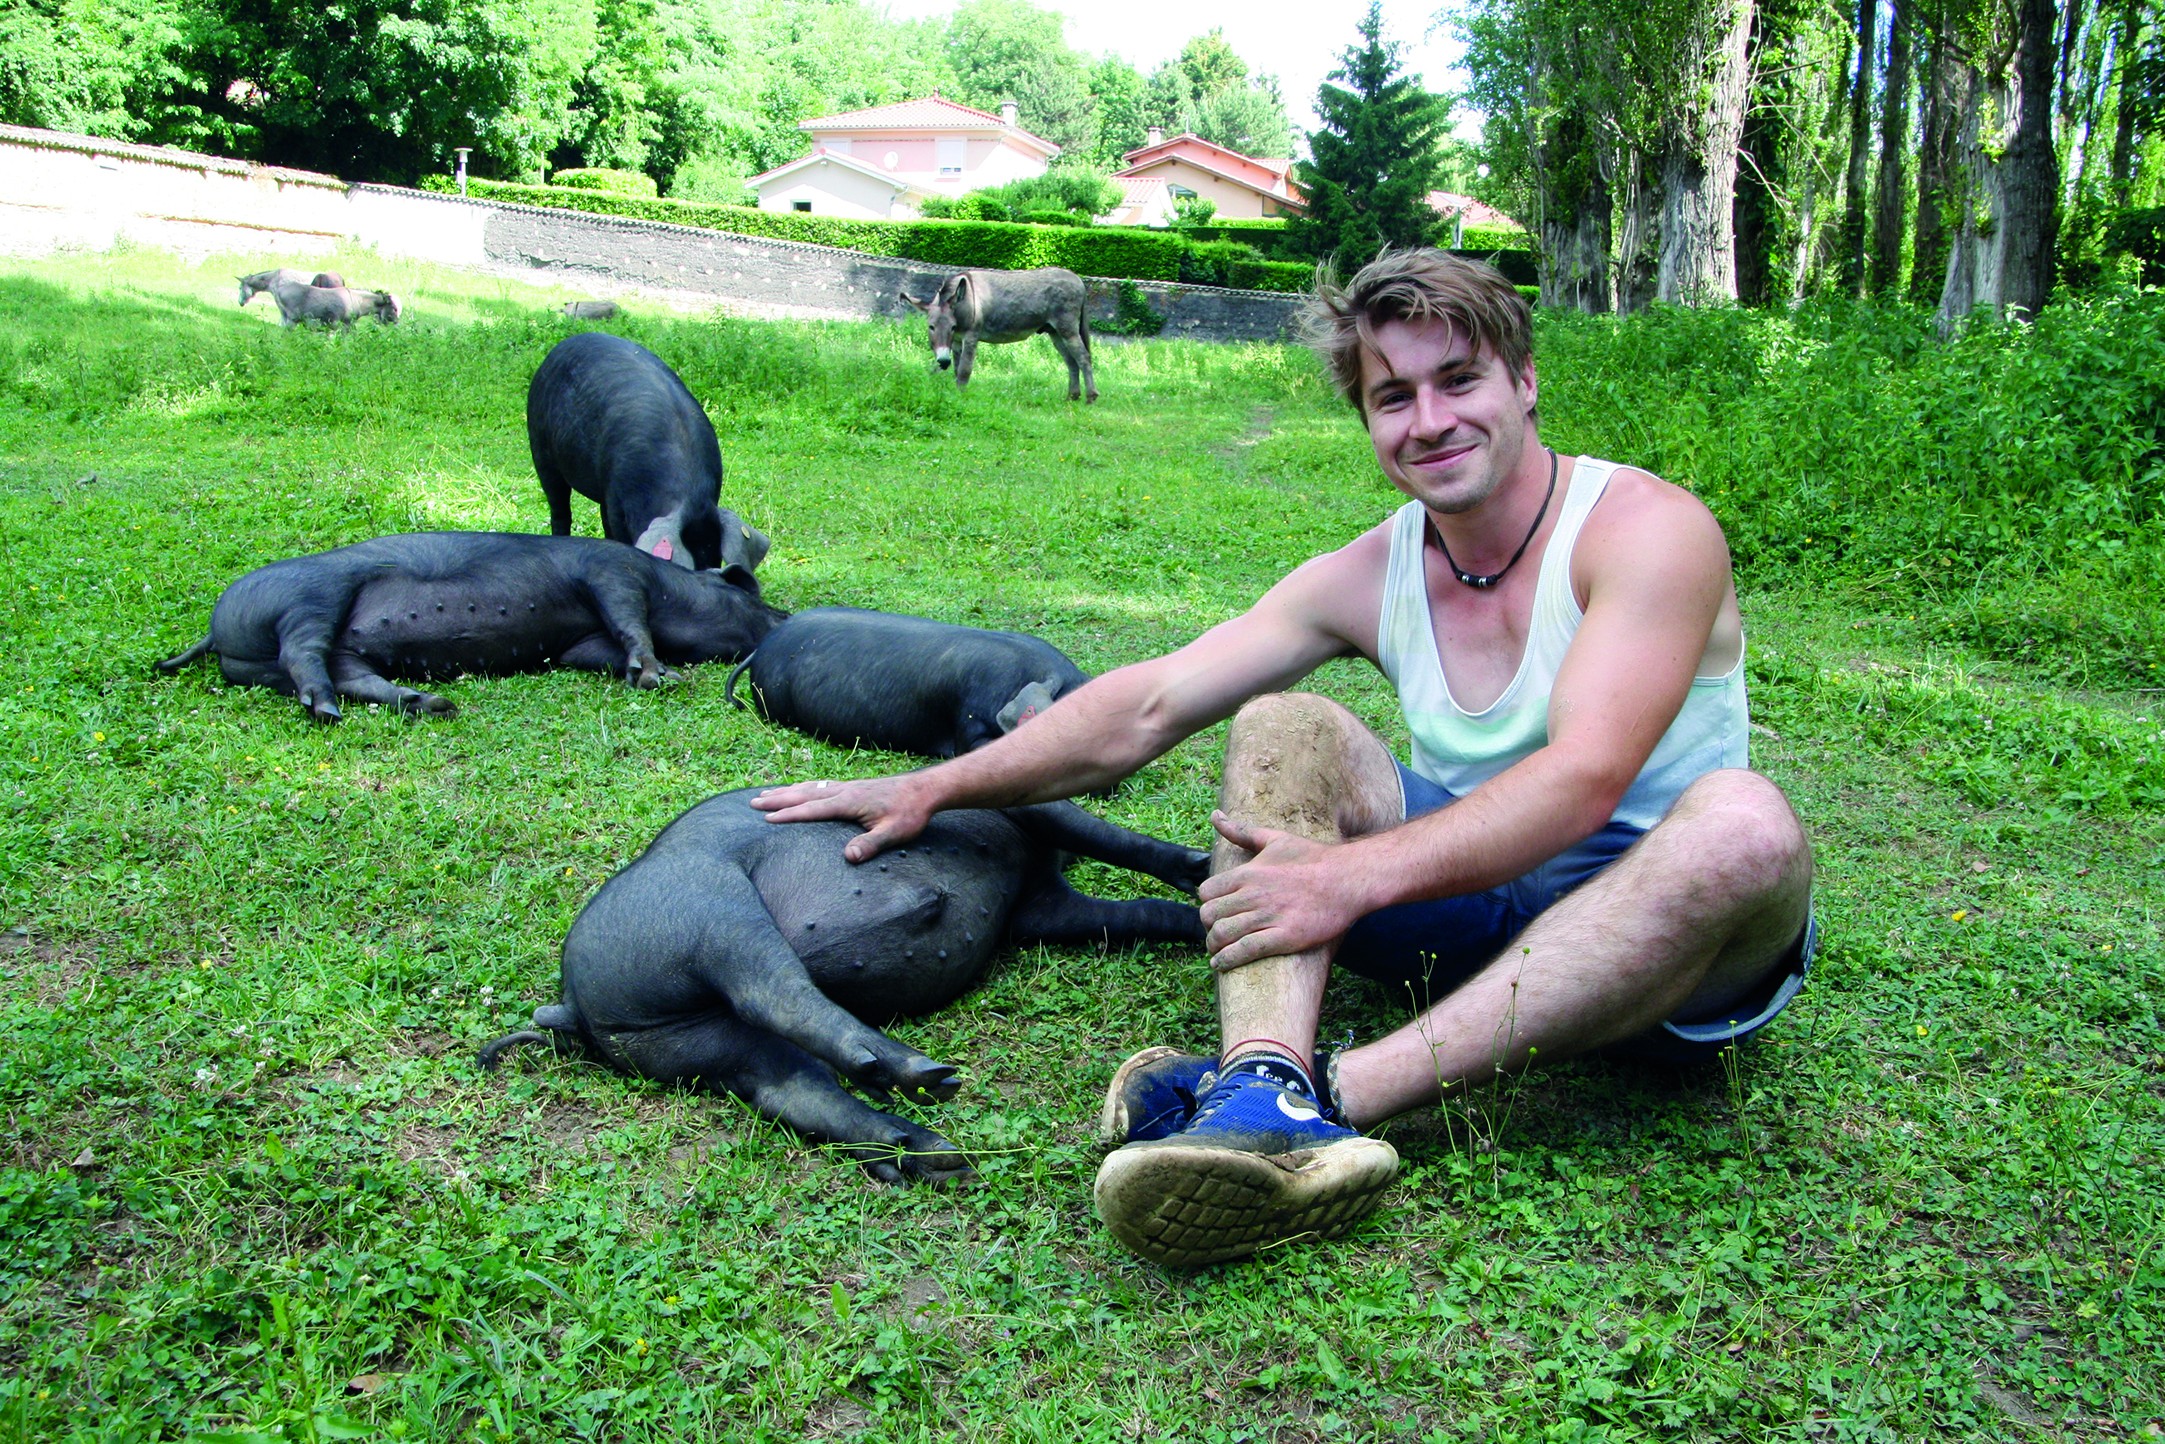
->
xmin=1374 ymin=456 xmax=1750 ymax=831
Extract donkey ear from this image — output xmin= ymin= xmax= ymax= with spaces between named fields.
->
xmin=900 ymin=292 xmax=930 ymax=311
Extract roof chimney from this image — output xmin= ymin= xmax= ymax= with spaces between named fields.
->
xmin=1146 ymin=125 xmax=1163 ymax=146
xmin=1000 ymin=100 xmax=1019 ymax=127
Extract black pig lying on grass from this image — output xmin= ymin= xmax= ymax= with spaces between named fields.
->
xmin=157 ymin=532 xmax=784 ymax=722
xmin=478 ymin=788 xmax=1206 ymax=1182
xmin=726 ymin=605 xmax=1090 ymax=760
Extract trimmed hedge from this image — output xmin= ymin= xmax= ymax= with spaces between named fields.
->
xmin=420 ymin=175 xmax=1192 ymax=282
xmin=1460 ymin=224 xmax=1530 ymax=252
xmin=1177 ymin=239 xmax=1311 ymax=293
xmin=550 ymin=167 xmax=658 ymax=198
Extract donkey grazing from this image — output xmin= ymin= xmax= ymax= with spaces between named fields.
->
xmin=268 ymin=280 xmax=401 ymax=329
xmin=902 ymin=267 xmax=1095 ymax=402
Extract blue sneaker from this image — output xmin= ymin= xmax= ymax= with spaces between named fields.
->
xmin=1098 ymin=1046 xmax=1216 ymax=1145
xmin=1093 ymin=1070 xmax=1398 ymax=1267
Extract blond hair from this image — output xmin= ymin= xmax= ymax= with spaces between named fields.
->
xmin=1304 ymin=249 xmax=1533 ymax=414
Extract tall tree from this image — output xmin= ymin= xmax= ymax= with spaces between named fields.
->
xmin=1912 ymin=0 xmax=1960 ymax=299
xmin=1839 ymin=0 xmax=1879 ymax=291
xmin=1654 ymin=0 xmax=1756 ymax=301
xmin=1936 ymin=0 xmax=2062 ymax=327
xmin=1870 ymin=0 xmax=1914 ymax=291
xmin=943 ymin=0 xmax=1094 ymax=153
xmin=1085 ymin=53 xmax=1149 ymax=168
xmin=1285 ymin=2 xmax=1450 ymax=263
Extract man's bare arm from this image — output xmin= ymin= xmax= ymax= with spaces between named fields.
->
xmin=1202 ymin=475 xmax=1733 ymax=968
xmin=753 ymin=536 xmax=1387 ymax=859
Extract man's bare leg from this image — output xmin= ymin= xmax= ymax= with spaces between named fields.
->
xmin=1208 ymin=692 xmax=1405 ymax=1072
xmin=1094 ymin=694 xmax=1404 ymax=1268
xmin=1333 ymin=768 xmax=1814 ymax=1127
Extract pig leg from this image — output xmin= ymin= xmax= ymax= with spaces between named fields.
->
xmin=1008 ymin=874 xmax=1203 ymax=948
xmin=536 ymin=456 xmax=575 ymax=537
xmin=614 ymin=1014 xmax=969 ymax=1183
xmin=655 ymin=870 xmax=963 ymax=1102
xmin=1004 ymin=801 xmax=1211 ymax=894
xmin=328 ymin=652 xmax=455 ymax=716
xmin=273 ymin=609 xmax=348 ymax=722
xmin=579 ymin=576 xmax=668 ymax=687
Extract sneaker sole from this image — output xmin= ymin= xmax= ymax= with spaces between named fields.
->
xmin=1093 ymin=1134 xmax=1399 ymax=1267
xmin=1097 ymin=1045 xmax=1204 ymax=1147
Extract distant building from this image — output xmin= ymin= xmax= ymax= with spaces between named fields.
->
xmin=746 ymin=96 xmax=1060 ymax=220
xmin=1112 ymin=130 xmax=1306 ymax=220
xmin=1099 ymin=175 xmax=1178 ymax=229
xmin=1428 ymin=191 xmax=1521 ymax=245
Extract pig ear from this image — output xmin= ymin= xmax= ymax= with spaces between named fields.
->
xmin=996 ymin=680 xmax=1058 ymax=734
xmin=717 ymin=563 xmax=761 ymax=596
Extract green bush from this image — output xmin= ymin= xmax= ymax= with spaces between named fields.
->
xmin=1175 ymin=238 xmax=1310 ymax=292
xmin=1459 ymin=224 xmax=1531 ymax=252
xmin=418 ymin=176 xmax=1187 ymax=280
xmin=549 ymin=167 xmax=659 ymax=198
xmin=1535 ymin=290 xmax=2165 ymax=578
xmin=2106 ymin=206 xmax=2165 ymax=285
xmin=1017 ymin=209 xmax=1089 ymax=227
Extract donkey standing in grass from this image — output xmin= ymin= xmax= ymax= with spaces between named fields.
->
xmin=268 ymin=280 xmax=401 ymax=329
xmin=902 ymin=267 xmax=1095 ymax=402
xmin=238 ymin=269 xmax=344 ymax=305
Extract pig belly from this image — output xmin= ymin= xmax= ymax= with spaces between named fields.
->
xmin=757 ymin=841 xmax=1026 ymax=1019
xmin=341 ymin=579 xmax=609 ymax=678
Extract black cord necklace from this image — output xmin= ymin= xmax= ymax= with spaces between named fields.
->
xmin=1427 ymin=448 xmax=1558 ymax=590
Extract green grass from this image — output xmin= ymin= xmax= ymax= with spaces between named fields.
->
xmin=0 ymin=244 xmax=2159 ymax=1442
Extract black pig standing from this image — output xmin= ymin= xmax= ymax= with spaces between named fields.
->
xmin=527 ymin=332 xmax=768 ymax=573
xmin=727 ymin=606 xmax=1089 ymax=758
xmin=157 ymin=532 xmax=784 ymax=721
xmin=479 ymin=788 xmax=1205 ymax=1181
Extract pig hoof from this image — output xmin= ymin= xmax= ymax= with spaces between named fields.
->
xmin=401 ymin=691 xmax=455 ymax=717
xmin=894 ymin=1060 xmax=961 ymax=1104
xmin=852 ymin=1122 xmax=969 ymax=1185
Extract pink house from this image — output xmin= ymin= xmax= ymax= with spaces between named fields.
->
xmin=1112 ymin=130 xmax=1307 ymax=220
xmin=747 ymin=96 xmax=1061 ymax=220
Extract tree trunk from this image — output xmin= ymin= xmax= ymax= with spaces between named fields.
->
xmin=1936 ymin=0 xmax=2060 ymax=333
xmin=2109 ymin=0 xmax=2142 ymax=199
xmin=1870 ymin=0 xmax=1913 ymax=293
xmin=2000 ymin=0 xmax=2063 ymax=316
xmin=1615 ymin=150 xmax=1660 ymax=313
xmin=1937 ymin=67 xmax=1992 ymax=328
xmin=1912 ymin=6 xmax=1958 ymax=303
xmin=1657 ymin=0 xmax=1754 ymax=302
xmin=1735 ymin=2 xmax=1784 ymax=304
xmin=1841 ymin=0 xmax=1879 ymax=292
xmin=1539 ymin=166 xmax=1613 ymax=313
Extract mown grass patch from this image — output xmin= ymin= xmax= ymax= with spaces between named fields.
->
xmin=0 ymin=246 xmax=2158 ymax=1441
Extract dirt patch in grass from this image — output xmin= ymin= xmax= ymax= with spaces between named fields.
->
xmin=0 ymin=930 xmax=99 ymax=1009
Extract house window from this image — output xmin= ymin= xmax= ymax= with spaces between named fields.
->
xmin=792 ymin=200 xmax=813 ymax=212
xmin=1169 ymin=185 xmax=1198 ymax=200
xmin=936 ymin=136 xmax=965 ymax=177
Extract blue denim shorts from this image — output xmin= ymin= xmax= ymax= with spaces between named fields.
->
xmin=1333 ymin=763 xmax=1811 ymax=1064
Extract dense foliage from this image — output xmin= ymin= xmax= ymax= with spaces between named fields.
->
xmin=1458 ymin=0 xmax=2165 ymax=320
xmin=0 ymin=0 xmax=1295 ymax=195
xmin=0 ymin=247 xmax=2158 ymax=1440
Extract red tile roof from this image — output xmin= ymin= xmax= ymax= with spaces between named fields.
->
xmin=1428 ymin=191 xmax=1519 ymax=229
xmin=798 ymin=95 xmax=1058 ymax=156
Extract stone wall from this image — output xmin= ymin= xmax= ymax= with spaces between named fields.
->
xmin=0 ymin=125 xmax=1304 ymax=343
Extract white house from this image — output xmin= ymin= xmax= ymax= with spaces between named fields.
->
xmin=747 ymin=96 xmax=1060 ymax=220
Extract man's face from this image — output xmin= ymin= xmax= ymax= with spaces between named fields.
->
xmin=1358 ymin=317 xmax=1537 ymax=515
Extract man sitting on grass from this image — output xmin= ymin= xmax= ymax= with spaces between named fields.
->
xmin=754 ymin=248 xmax=1815 ymax=1267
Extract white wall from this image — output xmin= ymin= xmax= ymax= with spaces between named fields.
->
xmin=751 ymin=159 xmax=903 ymax=220
xmin=0 ymin=124 xmax=488 ymax=266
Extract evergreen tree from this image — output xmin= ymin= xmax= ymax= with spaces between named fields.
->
xmin=1285 ymin=2 xmax=1451 ymax=263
